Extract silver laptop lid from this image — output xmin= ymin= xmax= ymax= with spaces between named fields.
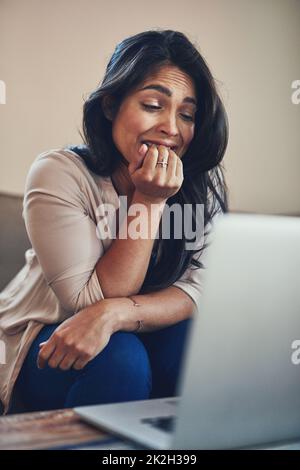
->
xmin=173 ymin=213 xmax=300 ymax=449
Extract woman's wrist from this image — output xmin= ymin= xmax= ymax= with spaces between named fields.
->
xmin=132 ymin=189 xmax=167 ymax=207
xmin=100 ymin=297 xmax=142 ymax=333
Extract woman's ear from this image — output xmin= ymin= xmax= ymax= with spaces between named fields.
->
xmin=102 ymin=95 xmax=117 ymax=121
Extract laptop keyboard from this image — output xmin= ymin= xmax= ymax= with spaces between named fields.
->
xmin=141 ymin=415 xmax=176 ymax=433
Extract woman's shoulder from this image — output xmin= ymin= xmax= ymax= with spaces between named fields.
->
xmin=25 ymin=147 xmax=115 ymax=203
xmin=30 ymin=147 xmax=87 ymax=175
xmin=23 ymin=148 xmax=93 ymax=200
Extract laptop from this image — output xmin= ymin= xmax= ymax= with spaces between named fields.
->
xmin=75 ymin=213 xmax=300 ymax=449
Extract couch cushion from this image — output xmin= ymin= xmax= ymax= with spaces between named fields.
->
xmin=0 ymin=193 xmax=31 ymax=292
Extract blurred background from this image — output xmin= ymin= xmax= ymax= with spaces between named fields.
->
xmin=0 ymin=0 xmax=299 ymax=214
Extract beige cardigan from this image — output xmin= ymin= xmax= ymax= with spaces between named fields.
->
xmin=0 ymin=148 xmax=217 ymax=414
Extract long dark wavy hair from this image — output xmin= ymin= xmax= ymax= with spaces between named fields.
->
xmin=66 ymin=29 xmax=229 ymax=294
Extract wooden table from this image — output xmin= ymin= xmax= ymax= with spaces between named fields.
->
xmin=3 ymin=409 xmax=299 ymax=451
xmin=0 ymin=408 xmax=137 ymax=450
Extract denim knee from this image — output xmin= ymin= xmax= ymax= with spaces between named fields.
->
xmin=137 ymin=318 xmax=193 ymax=399
xmin=65 ymin=331 xmax=152 ymax=407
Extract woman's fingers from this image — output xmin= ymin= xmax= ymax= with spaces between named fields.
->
xmin=175 ymin=154 xmax=184 ymax=180
xmin=140 ymin=144 xmax=160 ymax=173
xmin=37 ymin=339 xmax=56 ymax=369
xmin=58 ymin=352 xmax=78 ymax=371
xmin=129 ymin=144 xmax=183 ymax=202
xmin=72 ymin=357 xmax=88 ymax=370
xmin=47 ymin=348 xmax=68 ymax=369
xmin=128 ymin=143 xmax=148 ymax=174
xmin=165 ymin=150 xmax=178 ymax=180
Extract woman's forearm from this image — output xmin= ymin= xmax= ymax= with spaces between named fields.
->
xmin=41 ymin=286 xmax=195 ymax=372
xmin=101 ymin=286 xmax=196 ymax=333
xmin=95 ymin=190 xmax=166 ymax=298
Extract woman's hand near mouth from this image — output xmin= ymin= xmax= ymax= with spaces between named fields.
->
xmin=94 ymin=144 xmax=183 ymax=298
xmin=128 ymin=144 xmax=183 ymax=204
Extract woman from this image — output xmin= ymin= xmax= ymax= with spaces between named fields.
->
xmin=0 ymin=29 xmax=228 ymax=415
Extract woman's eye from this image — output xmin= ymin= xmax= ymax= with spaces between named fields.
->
xmin=142 ymin=104 xmax=161 ymax=110
xmin=181 ymin=114 xmax=194 ymax=122
xmin=142 ymin=104 xmax=194 ymax=121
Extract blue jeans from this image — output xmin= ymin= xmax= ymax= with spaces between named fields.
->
xmin=14 ymin=318 xmax=192 ymax=412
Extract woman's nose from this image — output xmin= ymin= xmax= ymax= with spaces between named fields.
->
xmin=157 ymin=112 xmax=179 ymax=137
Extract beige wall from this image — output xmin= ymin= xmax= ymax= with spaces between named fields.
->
xmin=0 ymin=0 xmax=299 ymax=214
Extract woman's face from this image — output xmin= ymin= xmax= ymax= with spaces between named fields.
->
xmin=108 ymin=65 xmax=197 ymax=166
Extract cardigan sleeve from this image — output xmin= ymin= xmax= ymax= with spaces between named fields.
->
xmin=23 ymin=150 xmax=105 ymax=313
